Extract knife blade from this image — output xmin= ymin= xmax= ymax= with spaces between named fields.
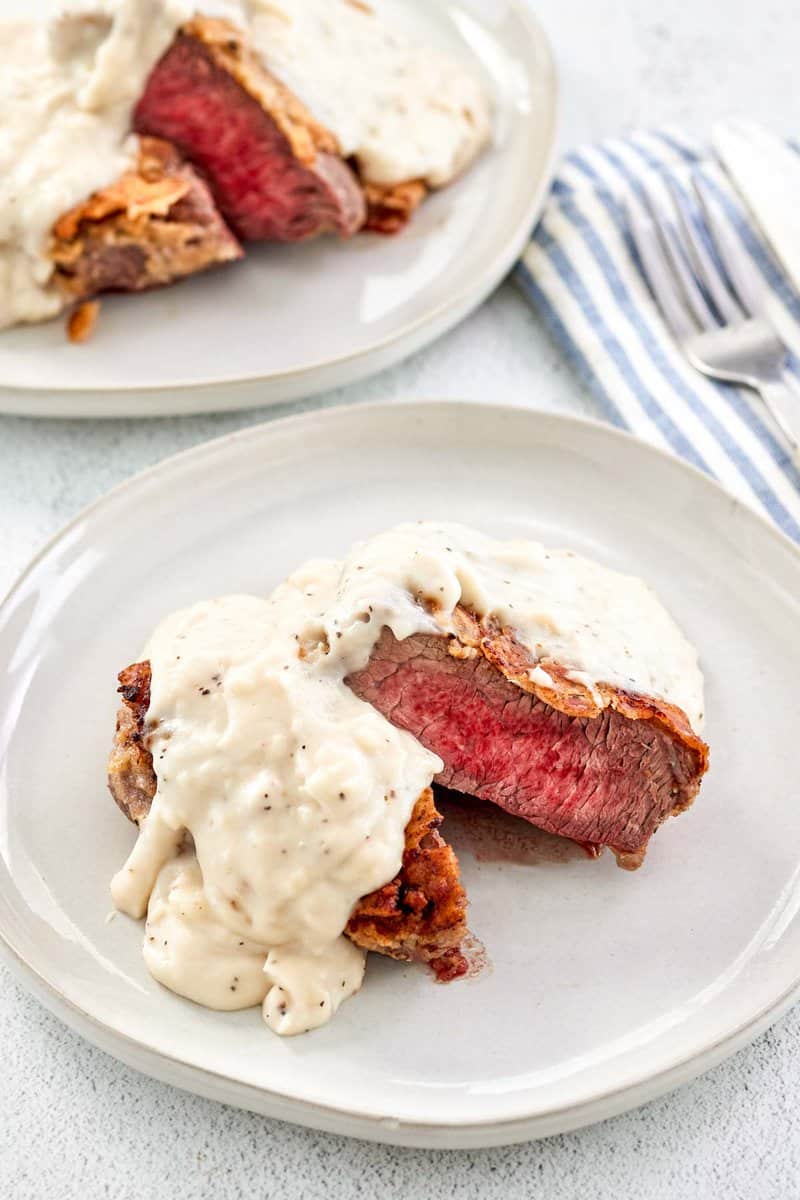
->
xmin=712 ymin=119 xmax=800 ymax=300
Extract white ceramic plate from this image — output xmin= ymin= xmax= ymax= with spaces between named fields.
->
xmin=2 ymin=400 xmax=800 ymax=1148
xmin=0 ymin=0 xmax=557 ymax=418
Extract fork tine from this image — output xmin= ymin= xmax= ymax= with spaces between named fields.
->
xmin=665 ymin=177 xmax=745 ymax=324
xmin=626 ymin=193 xmax=697 ymax=341
xmin=638 ymin=173 xmax=719 ymax=332
xmin=693 ymin=173 xmax=768 ymax=317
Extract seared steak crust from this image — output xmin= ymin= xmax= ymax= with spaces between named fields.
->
xmin=50 ymin=137 xmax=241 ymax=302
xmin=347 ymin=606 xmax=709 ymax=869
xmin=345 ymin=786 xmax=467 ymax=968
xmin=108 ymin=662 xmax=155 ymax=825
xmin=108 ymin=661 xmax=467 ymax=968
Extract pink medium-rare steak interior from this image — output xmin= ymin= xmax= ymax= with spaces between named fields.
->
xmin=347 ymin=628 xmax=706 ymax=864
xmin=134 ymin=22 xmax=366 ymax=242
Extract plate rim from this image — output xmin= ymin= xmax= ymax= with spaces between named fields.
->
xmin=3 ymin=397 xmax=800 ymax=1147
xmin=3 ymin=935 xmax=799 ymax=1148
xmin=0 ymin=0 xmax=559 ymax=405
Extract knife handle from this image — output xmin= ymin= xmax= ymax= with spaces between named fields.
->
xmin=758 ymin=378 xmax=800 ymax=466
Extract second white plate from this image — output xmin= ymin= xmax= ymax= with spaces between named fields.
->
xmin=2 ymin=400 xmax=800 ymax=1147
xmin=0 ymin=0 xmax=557 ymax=417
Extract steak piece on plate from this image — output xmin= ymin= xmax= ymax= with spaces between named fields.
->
xmin=134 ymin=18 xmax=366 ymax=242
xmin=50 ymin=136 xmax=241 ymax=303
xmin=108 ymin=661 xmax=468 ymax=974
xmin=346 ymin=606 xmax=709 ymax=869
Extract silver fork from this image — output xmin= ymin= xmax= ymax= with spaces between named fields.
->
xmin=626 ymin=170 xmax=800 ymax=464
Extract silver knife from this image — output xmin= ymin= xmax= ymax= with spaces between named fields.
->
xmin=712 ymin=119 xmax=800 ymax=300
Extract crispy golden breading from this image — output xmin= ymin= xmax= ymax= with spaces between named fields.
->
xmin=344 ymin=786 xmax=467 ymax=966
xmin=362 ymin=180 xmax=427 ymax=235
xmin=66 ymin=300 xmax=100 ymax=343
xmin=50 ymin=136 xmax=242 ymax=305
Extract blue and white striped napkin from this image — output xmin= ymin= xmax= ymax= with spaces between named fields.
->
xmin=515 ymin=128 xmax=800 ymax=542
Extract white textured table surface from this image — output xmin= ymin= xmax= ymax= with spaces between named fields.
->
xmin=2 ymin=2 xmax=800 ymax=1196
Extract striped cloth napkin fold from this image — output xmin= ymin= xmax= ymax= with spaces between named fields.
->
xmin=515 ymin=127 xmax=800 ymax=542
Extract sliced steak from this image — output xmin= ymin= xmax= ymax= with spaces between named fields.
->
xmin=108 ymin=661 xmax=467 ymax=973
xmin=134 ymin=18 xmax=366 ymax=242
xmin=346 ymin=607 xmax=709 ymax=868
xmin=50 ymin=136 xmax=241 ymax=302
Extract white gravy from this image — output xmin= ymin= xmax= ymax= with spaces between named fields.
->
xmin=0 ymin=0 xmax=192 ymax=329
xmin=0 ymin=0 xmax=491 ymax=330
xmin=246 ymin=0 xmax=492 ymax=187
xmin=111 ymin=522 xmax=704 ymax=1036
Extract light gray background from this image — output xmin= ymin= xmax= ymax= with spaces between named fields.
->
xmin=2 ymin=1 xmax=799 ymax=1196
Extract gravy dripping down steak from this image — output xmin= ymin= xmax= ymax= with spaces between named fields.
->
xmin=109 ymin=661 xmax=469 ymax=978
